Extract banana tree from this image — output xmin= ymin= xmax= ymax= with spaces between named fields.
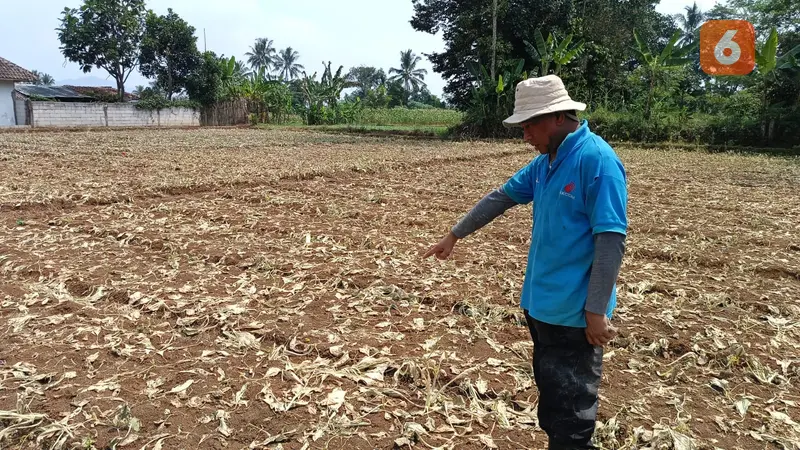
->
xmin=525 ymin=29 xmax=585 ymax=77
xmin=219 ymin=55 xmax=250 ymax=99
xmin=464 ymin=58 xmax=527 ymax=137
xmin=632 ymin=29 xmax=696 ymax=119
xmin=753 ymin=27 xmax=800 ymax=140
xmin=299 ymin=62 xmax=357 ymax=124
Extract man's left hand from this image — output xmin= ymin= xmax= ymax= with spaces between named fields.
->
xmin=585 ymin=311 xmax=618 ymax=347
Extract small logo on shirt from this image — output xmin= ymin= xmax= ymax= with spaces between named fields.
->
xmin=561 ymin=182 xmax=576 ymax=199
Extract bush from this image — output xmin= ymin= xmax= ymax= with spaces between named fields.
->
xmin=585 ymin=103 xmax=798 ymax=147
xmin=134 ymin=96 xmax=199 ymax=111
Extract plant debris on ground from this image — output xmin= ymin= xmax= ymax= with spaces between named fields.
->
xmin=1 ymin=128 xmax=798 ymax=450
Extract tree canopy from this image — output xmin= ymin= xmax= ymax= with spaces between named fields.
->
xmin=56 ymin=0 xmax=147 ymax=102
xmin=139 ymin=8 xmax=200 ymax=99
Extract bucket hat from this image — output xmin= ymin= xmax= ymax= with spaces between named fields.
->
xmin=502 ymin=74 xmax=586 ymax=128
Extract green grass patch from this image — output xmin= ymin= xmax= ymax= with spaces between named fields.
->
xmin=356 ymin=108 xmax=463 ymax=127
xmin=288 ymin=124 xmax=450 ymax=138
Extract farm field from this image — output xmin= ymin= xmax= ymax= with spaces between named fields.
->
xmin=1 ymin=128 xmax=799 ymax=450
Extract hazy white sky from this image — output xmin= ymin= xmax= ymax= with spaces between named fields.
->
xmin=0 ymin=0 xmax=720 ymax=96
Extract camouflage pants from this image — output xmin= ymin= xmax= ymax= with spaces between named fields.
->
xmin=524 ymin=311 xmax=604 ymax=450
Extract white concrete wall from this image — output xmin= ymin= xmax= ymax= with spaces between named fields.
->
xmin=30 ymin=102 xmax=200 ymax=127
xmin=0 ymin=81 xmax=16 ymax=126
xmin=14 ymin=95 xmax=28 ymax=125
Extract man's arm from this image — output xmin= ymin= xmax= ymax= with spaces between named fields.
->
xmin=451 ymin=186 xmax=519 ymax=239
xmin=423 ymin=186 xmax=520 ymax=260
xmin=585 ymin=232 xmax=626 ymax=315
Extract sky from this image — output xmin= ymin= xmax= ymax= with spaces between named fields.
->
xmin=0 ymin=0 xmax=720 ymax=97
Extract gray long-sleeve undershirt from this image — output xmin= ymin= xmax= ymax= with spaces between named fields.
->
xmin=450 ymin=187 xmax=626 ymax=316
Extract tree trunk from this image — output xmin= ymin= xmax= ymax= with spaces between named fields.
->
xmin=646 ymin=69 xmax=654 ymax=120
xmin=491 ymin=0 xmax=497 ymax=81
xmin=116 ymin=75 xmax=126 ymax=102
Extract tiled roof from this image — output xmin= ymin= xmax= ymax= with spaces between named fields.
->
xmin=0 ymin=56 xmax=37 ymax=82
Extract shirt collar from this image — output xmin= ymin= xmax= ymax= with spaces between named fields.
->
xmin=552 ymin=120 xmax=590 ymax=164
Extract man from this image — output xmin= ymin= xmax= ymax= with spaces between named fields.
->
xmin=423 ymin=75 xmax=628 ymax=449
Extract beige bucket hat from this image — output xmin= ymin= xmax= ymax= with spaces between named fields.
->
xmin=502 ymin=74 xmax=586 ymax=128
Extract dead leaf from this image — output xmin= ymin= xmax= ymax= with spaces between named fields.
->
xmin=169 ymin=379 xmax=194 ymax=394
xmin=478 ymin=434 xmax=498 ymax=449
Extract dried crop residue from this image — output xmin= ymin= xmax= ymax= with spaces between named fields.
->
xmin=1 ymin=130 xmax=799 ymax=450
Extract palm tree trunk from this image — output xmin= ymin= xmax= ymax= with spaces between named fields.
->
xmin=491 ymin=0 xmax=497 ymax=81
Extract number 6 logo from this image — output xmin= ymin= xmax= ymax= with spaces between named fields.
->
xmin=701 ymin=20 xmax=755 ymax=75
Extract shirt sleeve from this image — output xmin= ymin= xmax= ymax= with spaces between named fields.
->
xmin=451 ymin=186 xmax=519 ymax=239
xmin=585 ymin=232 xmax=626 ymax=315
xmin=583 ymin=147 xmax=628 ymax=236
xmin=501 ymin=159 xmax=537 ymax=205
xmin=586 ymin=174 xmax=628 ymax=235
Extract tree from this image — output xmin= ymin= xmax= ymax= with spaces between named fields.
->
xmin=186 ymin=51 xmax=223 ymax=107
xmin=675 ymin=1 xmax=705 ymax=46
xmin=707 ymin=0 xmax=798 ymax=35
xmin=411 ymin=0 xmax=577 ymax=108
xmin=299 ymin=62 xmax=358 ymax=124
xmin=526 ymin=29 xmax=584 ymax=76
xmin=568 ymin=0 xmax=674 ymax=107
xmin=246 ymin=38 xmax=277 ymax=73
xmin=632 ymin=28 xmax=696 ymax=118
xmin=389 ymin=49 xmax=428 ymax=95
xmin=346 ymin=66 xmax=387 ymax=99
xmin=217 ymin=55 xmax=249 ymax=99
xmin=274 ymin=47 xmax=304 ymax=80
xmin=139 ymin=8 xmax=200 ymax=99
xmin=56 ymin=0 xmax=146 ymax=102
xmin=30 ymin=71 xmax=55 ymax=86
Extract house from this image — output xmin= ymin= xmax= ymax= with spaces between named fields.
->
xmin=13 ymin=85 xmax=94 ymax=125
xmin=0 ymin=56 xmax=37 ymax=126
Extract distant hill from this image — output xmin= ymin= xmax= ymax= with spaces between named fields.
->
xmin=55 ymin=76 xmax=118 ymax=88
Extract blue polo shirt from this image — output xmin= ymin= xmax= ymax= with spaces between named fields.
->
xmin=502 ymin=120 xmax=628 ymax=328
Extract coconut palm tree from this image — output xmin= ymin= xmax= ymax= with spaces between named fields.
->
xmin=675 ymin=2 xmax=705 ymax=46
xmin=245 ymin=37 xmax=277 ymax=73
xmin=275 ymin=47 xmax=304 ymax=80
xmin=30 ymin=70 xmax=55 ymax=86
xmin=389 ymin=49 xmax=428 ymax=94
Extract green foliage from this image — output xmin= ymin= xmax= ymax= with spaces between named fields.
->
xmin=246 ymin=38 xmax=277 ymax=73
xmin=139 ymin=8 xmax=200 ymax=99
xmin=298 ymin=62 xmax=360 ymax=125
xmin=388 ymin=50 xmax=428 ymax=104
xmin=134 ymin=92 xmax=199 ymax=111
xmin=242 ymin=67 xmax=293 ymax=124
xmin=456 ymin=59 xmax=527 ymax=138
xmin=275 ymin=47 xmax=305 ymax=80
xmin=218 ymin=55 xmax=250 ymax=100
xmin=355 ymin=107 xmax=463 ymax=126
xmin=526 ymin=29 xmax=584 ymax=76
xmin=186 ymin=51 xmax=223 ymax=107
xmin=28 ymin=94 xmax=56 ymax=102
xmin=29 ymin=71 xmax=55 ymax=86
xmin=632 ymin=28 xmax=696 ymax=118
xmin=411 ymin=0 xmax=577 ymax=109
xmin=56 ymin=0 xmax=146 ymax=102
xmin=78 ymin=88 xmax=123 ymax=103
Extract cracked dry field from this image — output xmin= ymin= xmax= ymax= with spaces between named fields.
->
xmin=1 ymin=128 xmax=799 ymax=450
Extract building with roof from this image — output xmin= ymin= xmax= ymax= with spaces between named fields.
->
xmin=0 ymin=56 xmax=37 ymax=126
